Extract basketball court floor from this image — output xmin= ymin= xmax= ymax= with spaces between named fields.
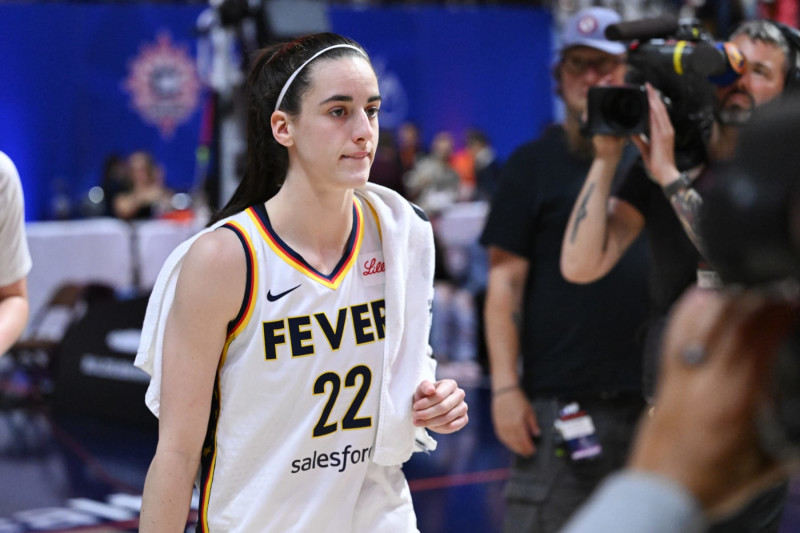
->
xmin=1 ymin=383 xmax=799 ymax=532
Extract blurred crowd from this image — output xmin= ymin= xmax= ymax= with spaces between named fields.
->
xmin=61 ymin=150 xmax=196 ymax=223
xmin=371 ymin=121 xmax=503 ymax=379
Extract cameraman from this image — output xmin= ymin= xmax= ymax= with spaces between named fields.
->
xmin=560 ymin=19 xmax=796 ymax=532
xmin=561 ymin=96 xmax=800 ymax=533
xmin=561 ymin=20 xmax=792 ymax=395
xmin=480 ymin=7 xmax=650 ymax=532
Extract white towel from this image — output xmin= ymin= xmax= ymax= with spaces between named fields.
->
xmin=134 ymin=182 xmax=437 ymax=465
xmin=356 ymin=183 xmax=438 ymax=464
xmin=132 ymin=219 xmax=222 ymax=418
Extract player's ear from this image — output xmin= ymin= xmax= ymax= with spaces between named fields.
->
xmin=271 ymin=111 xmax=293 ymax=148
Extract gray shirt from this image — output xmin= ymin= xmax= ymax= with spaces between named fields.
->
xmin=560 ymin=472 xmax=707 ymax=533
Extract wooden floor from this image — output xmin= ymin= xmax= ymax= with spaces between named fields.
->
xmin=0 ymin=384 xmax=799 ymax=532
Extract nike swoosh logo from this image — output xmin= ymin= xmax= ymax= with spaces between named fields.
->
xmin=266 ymin=284 xmax=301 ymax=302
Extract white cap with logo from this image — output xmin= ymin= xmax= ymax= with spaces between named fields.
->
xmin=560 ymin=7 xmax=626 ymax=56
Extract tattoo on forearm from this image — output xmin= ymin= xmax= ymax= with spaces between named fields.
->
xmin=512 ymin=310 xmax=522 ymax=331
xmin=670 ymin=187 xmax=706 ymax=255
xmin=570 ymin=182 xmax=595 ymax=243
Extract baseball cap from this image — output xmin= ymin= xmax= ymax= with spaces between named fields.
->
xmin=560 ymin=7 xmax=626 ymax=56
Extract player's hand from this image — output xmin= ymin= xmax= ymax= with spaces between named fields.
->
xmin=491 ymin=387 xmax=539 ymax=457
xmin=412 ymin=379 xmax=468 ymax=434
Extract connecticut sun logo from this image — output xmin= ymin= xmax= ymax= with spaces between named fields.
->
xmin=124 ymin=31 xmax=201 ymax=139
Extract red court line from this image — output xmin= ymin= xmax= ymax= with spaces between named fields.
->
xmin=47 ymin=416 xmax=142 ymax=495
xmin=35 ymin=470 xmax=509 ymax=531
xmin=408 ymin=467 xmax=510 ymax=492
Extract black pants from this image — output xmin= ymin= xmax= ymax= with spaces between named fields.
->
xmin=503 ymin=395 xmax=646 ymax=533
xmin=708 ymin=481 xmax=788 ymax=533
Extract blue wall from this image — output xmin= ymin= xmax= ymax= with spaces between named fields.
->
xmin=328 ymin=5 xmax=555 ymax=159
xmin=0 ymin=3 xmax=554 ymax=221
xmin=0 ymin=2 xmax=208 ymax=221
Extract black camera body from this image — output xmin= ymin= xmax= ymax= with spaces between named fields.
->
xmin=585 ymin=18 xmax=739 ymax=169
xmin=700 ymin=97 xmax=800 ymax=456
xmin=701 ymin=98 xmax=800 ymax=289
xmin=585 ymin=85 xmax=649 ymax=136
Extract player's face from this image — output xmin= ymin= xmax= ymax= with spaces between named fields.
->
xmin=716 ymin=35 xmax=786 ymax=119
xmin=560 ymin=46 xmax=626 ymax=117
xmin=288 ymin=56 xmax=381 ymax=192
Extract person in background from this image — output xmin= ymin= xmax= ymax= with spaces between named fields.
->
xmin=370 ymin=127 xmax=406 ymax=197
xmin=404 ymin=129 xmax=471 ymax=372
xmin=99 ymin=153 xmax=129 ymax=217
xmin=560 ymin=18 xmax=798 ymax=533
xmin=403 ymin=130 xmax=460 ymax=217
xmin=112 ymin=150 xmax=172 ymax=220
xmin=480 ymin=8 xmax=650 ymax=532
xmin=135 ymin=32 xmax=468 ymax=532
xmin=561 ymin=286 xmax=798 ymax=533
xmin=0 ymin=151 xmax=32 ymax=355
xmin=397 ymin=121 xmax=426 ymax=175
xmin=467 ymin=128 xmax=502 ymax=201
xmin=561 ymin=18 xmax=793 ymax=396
xmin=450 ymin=133 xmax=476 ymax=201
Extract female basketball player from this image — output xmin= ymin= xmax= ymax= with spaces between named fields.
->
xmin=136 ymin=32 xmax=469 ymax=532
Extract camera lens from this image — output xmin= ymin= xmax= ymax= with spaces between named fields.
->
xmin=585 ymin=86 xmax=648 ymax=136
xmin=603 ymin=90 xmax=646 ymax=130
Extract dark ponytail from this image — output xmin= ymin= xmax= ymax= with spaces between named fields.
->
xmin=207 ymin=32 xmax=370 ymax=226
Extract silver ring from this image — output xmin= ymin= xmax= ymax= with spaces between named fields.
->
xmin=681 ymin=342 xmax=707 ymax=366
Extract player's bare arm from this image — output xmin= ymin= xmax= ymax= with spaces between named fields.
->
xmin=139 ymin=229 xmax=246 ymax=533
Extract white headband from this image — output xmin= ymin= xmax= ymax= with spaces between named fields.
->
xmin=274 ymin=44 xmax=366 ymax=112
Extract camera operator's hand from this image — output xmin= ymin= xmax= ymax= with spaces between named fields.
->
xmin=592 ymin=134 xmax=627 ymax=163
xmin=629 ymin=286 xmax=797 ymax=517
xmin=631 ymin=83 xmax=681 ymax=187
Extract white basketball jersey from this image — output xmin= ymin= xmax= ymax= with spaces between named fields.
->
xmin=195 ymin=197 xmax=416 ymax=532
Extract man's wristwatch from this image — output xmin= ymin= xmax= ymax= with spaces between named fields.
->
xmin=662 ymin=171 xmax=693 ymax=198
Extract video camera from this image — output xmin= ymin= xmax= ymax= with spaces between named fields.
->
xmin=584 ymin=16 xmax=746 ymax=170
xmin=700 ymin=98 xmax=800 ymax=456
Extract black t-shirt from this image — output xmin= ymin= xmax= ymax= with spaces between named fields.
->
xmin=615 ymin=160 xmax=704 ymax=317
xmin=480 ymin=125 xmax=650 ymax=398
